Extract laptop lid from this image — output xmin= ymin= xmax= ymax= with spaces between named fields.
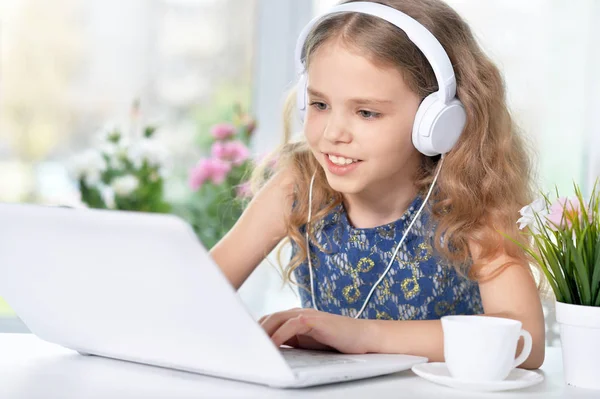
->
xmin=0 ymin=203 xmax=295 ymax=385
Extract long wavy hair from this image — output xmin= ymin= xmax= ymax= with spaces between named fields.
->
xmin=252 ymin=0 xmax=537 ymax=285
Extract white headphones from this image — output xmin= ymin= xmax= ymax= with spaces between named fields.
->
xmin=294 ymin=1 xmax=467 ymax=157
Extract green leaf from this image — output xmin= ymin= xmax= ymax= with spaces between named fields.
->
xmin=592 ymin=233 xmax=600 ymax=305
xmin=561 ymin=232 xmax=579 ymax=303
xmin=569 ymin=236 xmax=592 ymax=305
xmin=79 ymin=180 xmax=107 ymax=209
xmin=144 ymin=126 xmax=157 ymax=138
xmin=537 ymin=236 xmax=571 ymax=303
xmin=533 ymin=217 xmax=575 ymax=302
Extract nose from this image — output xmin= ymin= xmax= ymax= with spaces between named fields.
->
xmin=322 ymin=110 xmax=352 ymax=144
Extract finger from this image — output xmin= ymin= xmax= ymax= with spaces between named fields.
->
xmin=281 ymin=334 xmax=300 ymax=348
xmin=271 ymin=315 xmax=316 ymax=348
xmin=260 ymin=312 xmax=296 ymax=337
xmin=259 ymin=311 xmax=280 ymax=324
xmin=260 ymin=308 xmax=308 ymax=337
xmin=257 ymin=310 xmax=298 ymax=325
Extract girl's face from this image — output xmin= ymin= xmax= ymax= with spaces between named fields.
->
xmin=304 ymin=40 xmax=423 ymax=197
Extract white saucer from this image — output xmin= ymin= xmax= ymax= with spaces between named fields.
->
xmin=411 ymin=363 xmax=544 ymax=392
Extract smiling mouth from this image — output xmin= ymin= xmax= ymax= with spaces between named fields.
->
xmin=326 ymin=153 xmax=362 ymax=166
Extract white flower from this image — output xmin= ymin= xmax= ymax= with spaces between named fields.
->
xmin=69 ymin=149 xmax=107 ymax=186
xmin=129 ymin=139 xmax=166 ymax=169
xmin=100 ymin=142 xmax=118 ymax=157
xmin=517 ymin=198 xmax=549 ymax=233
xmin=110 ymin=158 xmax=125 ymax=170
xmin=100 ymin=186 xmax=116 ymax=209
xmin=100 ymin=141 xmax=131 ymax=170
xmin=111 ymin=175 xmax=139 ymax=197
xmin=99 ymin=143 xmax=121 ymax=169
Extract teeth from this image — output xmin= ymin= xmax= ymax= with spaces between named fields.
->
xmin=328 ymin=154 xmax=357 ymax=165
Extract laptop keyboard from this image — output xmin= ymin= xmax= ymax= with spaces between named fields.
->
xmin=280 ymin=348 xmax=361 ymax=369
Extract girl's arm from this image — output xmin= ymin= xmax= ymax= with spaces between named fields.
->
xmin=209 ymin=170 xmax=294 ymax=290
xmin=263 ymin=245 xmax=546 ymax=370
xmin=367 ymin=247 xmax=546 ymax=369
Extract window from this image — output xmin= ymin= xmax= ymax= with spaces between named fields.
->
xmin=0 ymin=0 xmax=256 ymax=330
xmin=443 ymin=0 xmax=599 ymax=196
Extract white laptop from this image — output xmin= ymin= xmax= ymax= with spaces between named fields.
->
xmin=0 ymin=203 xmax=427 ymax=388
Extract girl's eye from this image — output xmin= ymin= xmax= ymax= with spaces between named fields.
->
xmin=310 ymin=101 xmax=328 ymax=111
xmin=359 ymin=110 xmax=381 ymax=119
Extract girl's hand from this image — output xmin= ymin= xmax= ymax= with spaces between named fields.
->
xmin=258 ymin=308 xmax=374 ymax=354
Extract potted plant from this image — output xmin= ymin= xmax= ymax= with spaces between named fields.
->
xmin=175 ymin=106 xmax=271 ymax=249
xmin=515 ymin=181 xmax=600 ymax=389
xmin=69 ymin=120 xmax=171 ymax=214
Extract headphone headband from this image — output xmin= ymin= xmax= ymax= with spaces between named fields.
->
xmin=295 ymin=1 xmax=467 ymax=157
xmin=294 ymin=1 xmax=457 ymax=103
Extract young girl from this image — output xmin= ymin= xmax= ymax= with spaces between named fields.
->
xmin=211 ymin=0 xmax=545 ymax=368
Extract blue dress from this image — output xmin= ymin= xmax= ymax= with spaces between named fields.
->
xmin=292 ymin=195 xmax=483 ymax=320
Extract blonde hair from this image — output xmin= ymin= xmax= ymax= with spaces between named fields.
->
xmin=252 ymin=0 xmax=536 ymax=285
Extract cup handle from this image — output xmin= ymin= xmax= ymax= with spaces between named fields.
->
xmin=512 ymin=329 xmax=533 ymax=368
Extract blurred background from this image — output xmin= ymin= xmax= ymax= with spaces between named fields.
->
xmin=0 ymin=0 xmax=598 ymax=346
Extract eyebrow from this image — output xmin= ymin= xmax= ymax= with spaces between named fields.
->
xmin=307 ymin=87 xmax=393 ymax=106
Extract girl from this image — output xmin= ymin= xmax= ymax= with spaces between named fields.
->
xmin=211 ymin=0 xmax=545 ymax=368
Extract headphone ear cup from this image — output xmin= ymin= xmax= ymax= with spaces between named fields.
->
xmin=296 ymin=73 xmax=308 ymax=123
xmin=412 ymin=93 xmax=440 ymax=156
xmin=412 ymin=92 xmax=467 ymax=156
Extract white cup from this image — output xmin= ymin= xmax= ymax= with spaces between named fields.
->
xmin=441 ymin=315 xmax=532 ymax=382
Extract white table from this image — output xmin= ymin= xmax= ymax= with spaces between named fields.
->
xmin=0 ymin=333 xmax=596 ymax=398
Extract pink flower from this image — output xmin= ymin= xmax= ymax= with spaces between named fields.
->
xmin=211 ymin=140 xmax=250 ymax=166
xmin=546 ymin=197 xmax=592 ymax=230
xmin=188 ymin=158 xmax=232 ymax=190
xmin=236 ymin=181 xmax=253 ymax=198
xmin=210 ymin=123 xmax=236 ymax=140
